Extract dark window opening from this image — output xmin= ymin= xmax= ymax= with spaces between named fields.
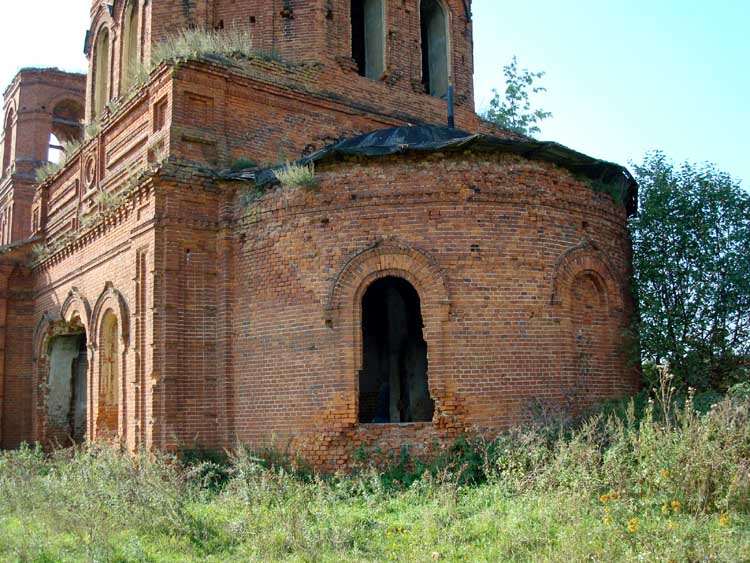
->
xmin=2 ymin=109 xmax=14 ymax=173
xmin=47 ymin=331 xmax=88 ymax=443
xmin=359 ymin=276 xmax=434 ymax=424
xmin=351 ymin=0 xmax=385 ymax=79
xmin=420 ymin=0 xmax=449 ymax=98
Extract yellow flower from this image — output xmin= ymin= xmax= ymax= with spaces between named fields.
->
xmin=600 ymin=494 xmax=610 ymax=504
xmin=668 ymin=519 xmax=675 ymax=530
xmin=628 ymin=518 xmax=639 ymax=533
xmin=719 ymin=512 xmax=729 ymax=527
xmin=671 ymin=500 xmax=681 ymax=513
xmin=603 ymin=515 xmax=612 ymax=526
xmin=660 ymin=469 xmax=670 ymax=478
xmin=661 ymin=504 xmax=669 ymax=513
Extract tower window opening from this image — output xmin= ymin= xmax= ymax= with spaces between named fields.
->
xmin=48 ymin=134 xmax=64 ymax=164
xmin=359 ymin=276 xmax=434 ymax=424
xmin=420 ymin=0 xmax=449 ymax=98
xmin=93 ymin=28 xmax=111 ymax=120
xmin=121 ymin=0 xmax=139 ymax=93
xmin=2 ymin=109 xmax=14 ymax=174
xmin=351 ymin=0 xmax=385 ymax=79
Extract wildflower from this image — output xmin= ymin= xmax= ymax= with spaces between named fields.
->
xmin=660 ymin=469 xmax=670 ymax=478
xmin=661 ymin=503 xmax=669 ymax=513
xmin=600 ymin=494 xmax=610 ymax=504
xmin=719 ymin=512 xmax=729 ymax=527
xmin=670 ymin=500 xmax=681 ymax=513
xmin=668 ymin=520 xmax=675 ymax=530
xmin=628 ymin=518 xmax=639 ymax=533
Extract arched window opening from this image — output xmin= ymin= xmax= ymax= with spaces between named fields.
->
xmin=93 ymin=28 xmax=111 ymax=120
xmin=359 ymin=276 xmax=434 ymax=424
xmin=2 ymin=108 xmax=14 ymax=174
xmin=51 ymin=99 xmax=84 ymax=144
xmin=98 ymin=311 xmax=120 ymax=438
xmin=351 ymin=0 xmax=385 ymax=79
xmin=121 ymin=0 xmax=139 ymax=92
xmin=47 ymin=327 xmax=88 ymax=443
xmin=420 ymin=0 xmax=449 ymax=98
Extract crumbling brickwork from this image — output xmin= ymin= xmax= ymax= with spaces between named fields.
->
xmin=0 ymin=0 xmax=639 ymax=467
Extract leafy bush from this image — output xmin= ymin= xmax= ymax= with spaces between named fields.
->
xmin=630 ymin=152 xmax=750 ymax=392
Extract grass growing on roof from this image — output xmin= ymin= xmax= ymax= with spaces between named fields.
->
xmin=274 ymin=161 xmax=318 ymax=189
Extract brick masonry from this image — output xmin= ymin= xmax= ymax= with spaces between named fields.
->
xmin=0 ymin=0 xmax=639 ymax=469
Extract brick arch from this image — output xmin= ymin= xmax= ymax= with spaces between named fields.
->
xmin=551 ymin=240 xmax=624 ymax=312
xmin=91 ymin=282 xmax=130 ymax=350
xmin=60 ymin=287 xmax=92 ymax=332
xmin=89 ymin=20 xmax=114 ymax=121
xmin=31 ymin=311 xmax=62 ymax=363
xmin=552 ymin=241 xmax=626 ymax=405
xmin=327 ymin=241 xmax=451 ymax=419
xmin=30 ymin=308 xmax=90 ymax=444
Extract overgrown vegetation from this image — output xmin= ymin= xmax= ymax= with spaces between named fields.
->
xmin=124 ymin=27 xmax=256 ymax=101
xmin=630 ymin=152 xmax=750 ymax=392
xmin=1 ymin=381 xmax=747 ymax=562
xmin=274 ymin=161 xmax=318 ymax=189
xmin=35 ymin=138 xmax=86 ymax=182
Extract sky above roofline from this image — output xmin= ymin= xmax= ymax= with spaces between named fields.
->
xmin=0 ymin=0 xmax=746 ymax=189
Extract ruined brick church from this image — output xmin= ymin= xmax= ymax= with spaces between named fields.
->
xmin=0 ymin=0 xmax=638 ymax=468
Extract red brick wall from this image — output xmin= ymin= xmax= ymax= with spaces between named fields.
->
xmin=0 ymin=69 xmax=85 ymax=245
xmin=86 ymin=1 xmax=477 ymax=128
xmin=0 ymin=264 xmax=35 ymax=448
xmin=228 ymin=153 xmax=638 ymax=469
xmin=27 ymin=182 xmax=156 ymax=451
xmin=167 ymin=59 xmax=516 ymax=172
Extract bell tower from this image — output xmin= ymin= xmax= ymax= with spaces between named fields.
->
xmin=0 ymin=69 xmax=85 ymax=246
xmin=83 ymin=0 xmax=475 ymax=127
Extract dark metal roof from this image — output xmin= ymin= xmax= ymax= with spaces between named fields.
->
xmin=222 ymin=125 xmax=638 ymax=215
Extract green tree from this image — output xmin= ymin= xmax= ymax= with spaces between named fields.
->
xmin=483 ymin=56 xmax=552 ymax=137
xmin=630 ymin=152 xmax=750 ymax=391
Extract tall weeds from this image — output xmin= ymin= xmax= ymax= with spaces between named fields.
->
xmin=0 ymin=394 xmax=748 ymax=562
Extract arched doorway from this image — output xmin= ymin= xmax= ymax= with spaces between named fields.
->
xmin=359 ymin=276 xmax=434 ymax=423
xmin=46 ymin=327 xmax=88 ymax=443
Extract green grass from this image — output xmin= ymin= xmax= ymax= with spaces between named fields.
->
xmin=0 ymin=395 xmax=748 ymax=562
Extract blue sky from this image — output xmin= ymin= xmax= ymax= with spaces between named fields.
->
xmin=0 ymin=0 xmax=747 ymax=187
xmin=473 ymin=0 xmax=749 ymax=187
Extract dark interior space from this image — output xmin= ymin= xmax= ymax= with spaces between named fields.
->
xmin=351 ymin=0 xmax=366 ymax=76
xmin=359 ymin=276 xmax=434 ymax=424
